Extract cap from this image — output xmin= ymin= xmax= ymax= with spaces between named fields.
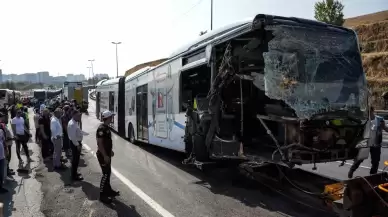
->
xmin=101 ymin=110 xmax=115 ymax=119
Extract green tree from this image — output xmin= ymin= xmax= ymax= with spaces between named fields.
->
xmin=314 ymin=0 xmax=345 ymax=26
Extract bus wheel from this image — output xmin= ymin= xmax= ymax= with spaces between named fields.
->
xmin=128 ymin=123 xmax=135 ymax=144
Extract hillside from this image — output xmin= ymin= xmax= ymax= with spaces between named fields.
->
xmin=345 ymin=10 xmax=388 ymax=108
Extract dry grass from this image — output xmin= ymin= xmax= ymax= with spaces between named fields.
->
xmin=361 ymin=39 xmax=388 ymax=53
xmin=346 ymin=11 xmax=388 ymax=108
xmin=353 ymin=21 xmax=388 ymax=42
xmin=362 ymin=52 xmax=388 ymax=77
xmin=344 ymin=10 xmax=388 ymax=27
xmin=367 ymin=78 xmax=388 ymax=109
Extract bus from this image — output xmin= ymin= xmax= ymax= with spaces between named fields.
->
xmin=0 ymin=89 xmax=22 ymax=107
xmin=96 ymin=14 xmax=368 ymax=166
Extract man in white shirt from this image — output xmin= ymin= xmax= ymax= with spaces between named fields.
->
xmin=11 ymin=109 xmax=30 ymax=163
xmin=51 ymin=108 xmax=65 ymax=170
xmin=67 ymin=109 xmax=83 ymax=181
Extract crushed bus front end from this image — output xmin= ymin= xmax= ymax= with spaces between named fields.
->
xmin=184 ymin=14 xmax=369 ymax=167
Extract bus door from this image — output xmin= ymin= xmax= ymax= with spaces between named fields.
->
xmin=108 ymin=91 xmax=115 ymax=127
xmin=136 ymin=84 xmax=148 ymax=141
xmin=96 ymin=92 xmax=101 ymax=119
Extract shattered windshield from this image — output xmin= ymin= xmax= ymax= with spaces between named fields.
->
xmin=262 ymin=24 xmax=367 ymax=120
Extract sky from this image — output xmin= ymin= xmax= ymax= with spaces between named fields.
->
xmin=0 ymin=0 xmax=387 ymax=78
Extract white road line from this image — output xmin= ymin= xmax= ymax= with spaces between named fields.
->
xmin=82 ymin=143 xmax=175 ymax=217
xmin=335 ymin=161 xmax=386 ymax=172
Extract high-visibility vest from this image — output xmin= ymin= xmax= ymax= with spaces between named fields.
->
xmin=193 ymin=98 xmax=197 ymax=110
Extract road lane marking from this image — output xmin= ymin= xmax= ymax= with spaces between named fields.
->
xmin=82 ymin=143 xmax=175 ymax=217
xmin=335 ymin=161 xmax=386 ymax=172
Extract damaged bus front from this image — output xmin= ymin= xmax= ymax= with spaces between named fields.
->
xmin=185 ymin=15 xmax=368 ymax=167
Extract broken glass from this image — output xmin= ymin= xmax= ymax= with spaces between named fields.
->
xmin=262 ymin=24 xmax=367 ymax=119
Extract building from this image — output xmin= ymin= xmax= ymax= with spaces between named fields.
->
xmin=94 ymin=73 xmax=109 ymax=80
xmin=37 ymin=71 xmax=50 ymax=83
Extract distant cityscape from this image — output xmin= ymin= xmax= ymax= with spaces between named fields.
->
xmin=0 ymin=70 xmax=109 ymax=84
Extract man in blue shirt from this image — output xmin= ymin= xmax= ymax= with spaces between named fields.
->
xmin=348 ymin=106 xmax=387 ymax=178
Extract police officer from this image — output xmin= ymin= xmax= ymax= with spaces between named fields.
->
xmin=348 ymin=106 xmax=388 ymax=178
xmin=96 ymin=110 xmax=119 ymax=204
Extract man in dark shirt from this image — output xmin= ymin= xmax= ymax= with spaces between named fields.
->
xmin=96 ymin=110 xmax=119 ymax=204
xmin=61 ymin=105 xmax=71 ymax=156
xmin=39 ymin=108 xmax=53 ymax=161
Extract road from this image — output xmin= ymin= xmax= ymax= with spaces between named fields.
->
xmin=2 ymin=101 xmax=387 ymax=217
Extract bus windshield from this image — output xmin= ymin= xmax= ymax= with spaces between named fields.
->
xmin=262 ymin=24 xmax=367 ymax=120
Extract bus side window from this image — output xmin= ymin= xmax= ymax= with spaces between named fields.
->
xmin=180 ymin=65 xmax=211 ymax=112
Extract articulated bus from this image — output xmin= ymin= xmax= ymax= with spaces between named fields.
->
xmin=96 ymin=14 xmax=366 ymax=165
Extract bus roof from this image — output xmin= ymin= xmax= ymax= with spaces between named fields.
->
xmin=95 ymin=79 xmax=108 ymax=86
xmin=98 ymin=77 xmax=121 ymax=86
xmin=169 ymin=17 xmax=252 ymax=58
xmin=125 ymin=66 xmax=153 ymax=82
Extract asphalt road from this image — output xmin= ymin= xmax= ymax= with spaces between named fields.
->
xmin=3 ymin=101 xmax=385 ymax=217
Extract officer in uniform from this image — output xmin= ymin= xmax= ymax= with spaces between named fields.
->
xmin=96 ymin=110 xmax=120 ymax=204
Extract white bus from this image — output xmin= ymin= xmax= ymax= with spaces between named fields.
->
xmin=0 ymin=89 xmax=21 ymax=107
xmin=96 ymin=14 xmax=367 ymax=165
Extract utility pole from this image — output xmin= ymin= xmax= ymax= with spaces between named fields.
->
xmin=88 ymin=59 xmax=95 ymax=86
xmin=111 ymin=42 xmax=121 ymax=78
xmin=87 ymin=66 xmax=92 ymax=84
xmin=210 ymin=0 xmax=213 ymax=31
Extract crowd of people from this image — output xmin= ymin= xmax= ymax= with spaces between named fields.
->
xmin=0 ymin=98 xmax=119 ymax=204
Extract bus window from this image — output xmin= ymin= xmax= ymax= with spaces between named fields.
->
xmin=0 ymin=90 xmax=7 ymax=99
xmin=180 ymin=65 xmax=211 ymax=112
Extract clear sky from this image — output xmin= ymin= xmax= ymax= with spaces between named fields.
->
xmin=0 ymin=0 xmax=386 ymax=77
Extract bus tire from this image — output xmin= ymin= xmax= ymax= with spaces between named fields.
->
xmin=128 ymin=123 xmax=135 ymax=144
xmin=193 ymin=134 xmax=209 ymax=161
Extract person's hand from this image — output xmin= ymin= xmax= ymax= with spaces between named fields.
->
xmin=104 ymin=155 xmax=111 ymax=164
xmin=111 ymin=151 xmax=114 ymax=157
xmin=15 ymin=135 xmax=19 ymax=140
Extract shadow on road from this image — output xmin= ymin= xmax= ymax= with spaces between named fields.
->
xmin=0 ymin=178 xmax=19 ymax=217
xmin=80 ymin=181 xmax=142 ymax=217
xmin=134 ymin=142 xmax=336 ymax=217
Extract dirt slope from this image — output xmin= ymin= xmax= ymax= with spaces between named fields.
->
xmin=345 ymin=10 xmax=388 ymax=108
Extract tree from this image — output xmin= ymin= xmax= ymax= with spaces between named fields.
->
xmin=314 ymin=0 xmax=345 ymax=26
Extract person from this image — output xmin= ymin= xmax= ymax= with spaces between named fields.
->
xmin=96 ymin=110 xmax=120 ymax=203
xmin=8 ymin=104 xmax=17 ymax=119
xmin=33 ymin=108 xmax=41 ymax=144
xmin=51 ymin=108 xmax=66 ymax=170
xmin=61 ymin=105 xmax=71 ymax=157
xmin=0 ymin=113 xmax=13 ymax=176
xmin=67 ymin=110 xmax=83 ymax=181
xmin=39 ymin=109 xmax=53 ymax=161
xmin=0 ymin=117 xmax=8 ymax=193
xmin=39 ymin=102 xmax=46 ymax=114
xmin=348 ymin=106 xmax=388 ymax=178
xmin=11 ymin=109 xmax=31 ymax=163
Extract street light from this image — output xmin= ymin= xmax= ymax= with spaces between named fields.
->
xmin=111 ymin=42 xmax=121 ymax=78
xmin=88 ymin=59 xmax=95 ymax=86
xmin=87 ymin=66 xmax=92 ymax=84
